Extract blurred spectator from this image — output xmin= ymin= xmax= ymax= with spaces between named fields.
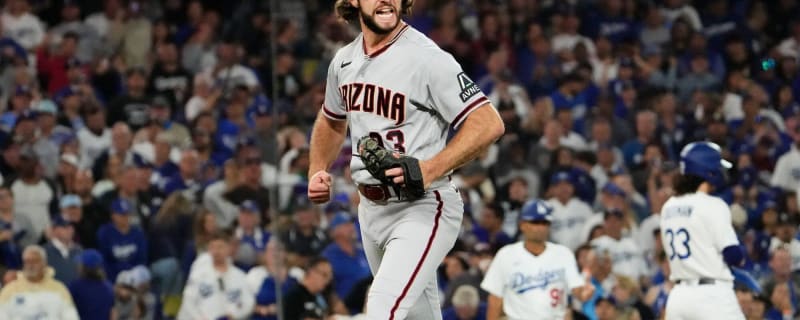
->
xmin=283 ymin=257 xmax=334 ymax=320
xmin=108 ymin=68 xmax=152 ymax=130
xmin=202 ymin=39 xmax=259 ymax=94
xmin=0 ymin=245 xmax=79 ymax=319
xmin=111 ymin=268 xmax=146 ymax=320
xmin=768 ymin=213 xmax=800 ymax=271
xmin=608 ymin=275 xmax=651 ymax=319
xmin=0 ymin=186 xmax=24 ymax=271
xmin=252 ymin=240 xmax=299 ymax=320
xmin=96 ymin=198 xmax=147 ymax=281
xmin=660 ymin=0 xmax=702 ymax=30
xmin=593 ymin=296 xmax=620 ymax=320
xmin=108 ymin=0 xmax=152 ymax=68
xmin=233 ymin=200 xmax=270 ymax=270
xmin=761 ymin=247 xmax=800 ymax=302
xmin=45 ymin=214 xmax=82 ymax=284
xmin=771 ymin=132 xmax=800 ymax=192
xmin=149 ymin=41 xmax=192 ymax=113
xmin=439 ymin=254 xmax=482 ymax=310
xmin=184 ymin=74 xmax=221 ymax=122
xmin=282 ymin=196 xmax=327 ymax=268
xmin=547 ymin=170 xmax=594 ymax=251
xmin=441 ymin=285 xmax=487 ymax=320
xmin=68 ymin=249 xmax=114 ymax=320
xmin=1 ymin=0 xmax=45 ymax=51
xmin=9 ymin=147 xmax=57 ymax=247
xmin=35 ymin=99 xmax=72 ymax=147
xmin=321 ymin=212 xmax=369 ymax=305
xmin=178 ymin=231 xmax=254 ymax=320
xmin=622 ymin=110 xmax=658 ymax=170
xmin=36 ymin=31 xmax=81 ymax=97
xmin=590 ymin=210 xmax=648 ymax=282
xmin=203 ymin=159 xmax=240 ymax=228
xmin=470 ymin=203 xmax=513 ymax=253
xmin=160 ymin=149 xmax=201 ymax=196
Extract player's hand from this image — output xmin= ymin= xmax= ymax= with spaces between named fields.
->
xmin=578 ymin=282 xmax=595 ymax=302
xmin=308 ymin=170 xmax=332 ymax=204
xmin=385 ymin=155 xmax=434 ymax=190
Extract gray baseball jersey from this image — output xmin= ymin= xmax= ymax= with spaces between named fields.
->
xmin=322 ymin=24 xmax=489 ymax=185
xmin=321 ymin=23 xmax=488 ymax=320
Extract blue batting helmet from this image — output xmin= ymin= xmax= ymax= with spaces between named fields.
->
xmin=679 ymin=141 xmax=732 ymax=189
xmin=520 ymin=199 xmax=553 ymax=223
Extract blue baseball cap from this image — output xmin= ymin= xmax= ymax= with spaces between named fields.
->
xmin=601 ymin=182 xmax=626 ymax=197
xmin=80 ymin=249 xmax=104 ymax=269
xmin=519 ymin=199 xmax=553 ymax=223
xmin=328 ymin=212 xmax=354 ymax=230
xmin=111 ymin=198 xmax=132 ymax=215
xmin=239 ymin=200 xmax=260 ymax=213
xmin=254 ymin=102 xmax=272 ymax=117
xmin=60 ymin=194 xmax=81 ymax=209
xmin=550 ymin=170 xmax=574 ymax=185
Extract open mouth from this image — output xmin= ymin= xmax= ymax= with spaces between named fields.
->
xmin=375 ymin=6 xmax=396 ymax=21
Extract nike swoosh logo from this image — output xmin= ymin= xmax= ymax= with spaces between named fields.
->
xmin=341 ymin=61 xmax=352 ymax=68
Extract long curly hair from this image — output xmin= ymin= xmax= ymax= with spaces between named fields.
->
xmin=335 ymin=0 xmax=414 ymax=22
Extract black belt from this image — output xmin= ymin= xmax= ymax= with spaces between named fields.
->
xmin=676 ymin=278 xmax=716 ymax=285
xmin=358 ymin=184 xmax=395 ymax=202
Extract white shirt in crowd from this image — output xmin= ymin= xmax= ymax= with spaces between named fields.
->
xmin=178 ymin=259 xmax=254 ymax=320
xmin=547 ymin=198 xmax=594 ymax=251
xmin=771 ymin=147 xmax=800 ymax=191
xmin=481 ymin=242 xmax=584 ymax=320
xmin=76 ymin=127 xmax=111 ymax=169
xmin=1 ymin=10 xmax=45 ymax=50
xmin=591 ymin=235 xmax=648 ymax=280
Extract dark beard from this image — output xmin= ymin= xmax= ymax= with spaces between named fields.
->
xmin=359 ymin=5 xmax=397 ymax=35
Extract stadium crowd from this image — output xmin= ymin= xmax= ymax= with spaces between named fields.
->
xmin=0 ymin=0 xmax=798 ymax=319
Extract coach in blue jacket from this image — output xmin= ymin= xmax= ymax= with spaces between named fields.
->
xmin=96 ymin=198 xmax=148 ymax=281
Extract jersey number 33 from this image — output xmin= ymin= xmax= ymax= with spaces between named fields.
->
xmin=665 ymin=228 xmax=691 ymax=260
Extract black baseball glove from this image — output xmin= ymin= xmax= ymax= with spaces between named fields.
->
xmin=357 ymin=136 xmax=425 ymax=201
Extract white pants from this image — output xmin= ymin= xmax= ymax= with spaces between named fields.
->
xmin=665 ymin=282 xmax=745 ymax=320
xmin=358 ymin=185 xmax=463 ymax=320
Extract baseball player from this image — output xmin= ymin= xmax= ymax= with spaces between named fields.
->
xmin=659 ymin=141 xmax=746 ymax=319
xmin=480 ymin=200 xmax=594 ymax=320
xmin=307 ymin=1 xmax=505 ymax=319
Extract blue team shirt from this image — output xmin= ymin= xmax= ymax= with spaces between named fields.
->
xmin=68 ymin=278 xmax=114 ymax=320
xmin=321 ymin=243 xmax=371 ymax=299
xmin=96 ymin=223 xmax=148 ymax=280
xmin=253 ymin=277 xmax=299 ymax=320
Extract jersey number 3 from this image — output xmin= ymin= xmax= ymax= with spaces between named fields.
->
xmin=665 ymin=228 xmax=691 ymax=260
xmin=369 ymin=130 xmax=406 ymax=153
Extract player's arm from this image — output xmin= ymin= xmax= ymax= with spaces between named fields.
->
xmin=486 ymin=294 xmax=504 ymax=320
xmin=710 ymin=199 xmax=745 ymax=267
xmin=308 ymin=113 xmax=348 ymax=203
xmin=308 ymin=58 xmax=349 ymax=204
xmin=421 ymin=105 xmax=504 ymax=187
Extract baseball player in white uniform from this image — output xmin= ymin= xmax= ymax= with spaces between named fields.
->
xmin=307 ymin=1 xmax=505 ymax=319
xmin=660 ymin=142 xmax=746 ymax=320
xmin=480 ymin=200 xmax=594 ymax=320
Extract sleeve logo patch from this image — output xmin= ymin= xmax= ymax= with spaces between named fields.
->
xmin=457 ymin=72 xmax=481 ymax=102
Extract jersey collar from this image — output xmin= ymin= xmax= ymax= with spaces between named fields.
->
xmin=362 ymin=23 xmax=409 ymax=59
